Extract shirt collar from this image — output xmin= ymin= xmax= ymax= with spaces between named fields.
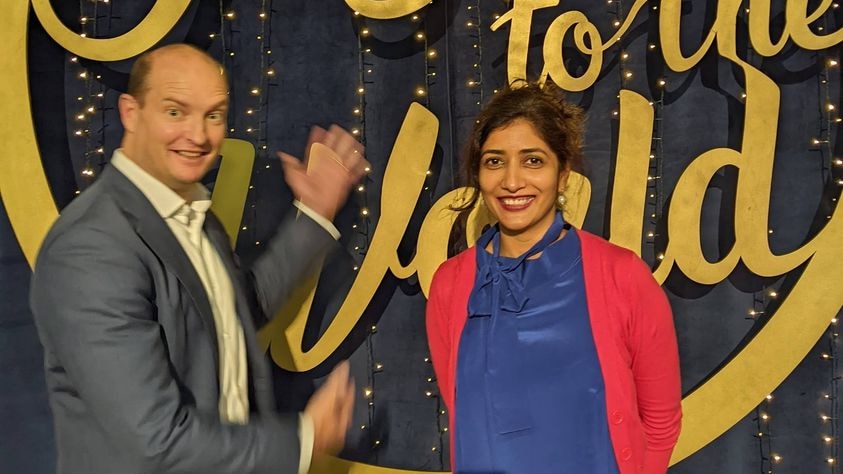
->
xmin=110 ymin=149 xmax=211 ymax=220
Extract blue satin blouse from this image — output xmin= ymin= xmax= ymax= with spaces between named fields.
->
xmin=454 ymin=213 xmax=618 ymax=473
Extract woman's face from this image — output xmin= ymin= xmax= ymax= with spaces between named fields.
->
xmin=478 ymin=118 xmax=568 ymax=248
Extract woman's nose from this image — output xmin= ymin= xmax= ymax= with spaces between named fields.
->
xmin=500 ymin=162 xmax=525 ymax=191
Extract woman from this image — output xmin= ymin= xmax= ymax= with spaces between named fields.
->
xmin=425 ymin=83 xmax=682 ymax=474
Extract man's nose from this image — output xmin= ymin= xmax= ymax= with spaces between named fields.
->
xmin=185 ymin=117 xmax=208 ymax=145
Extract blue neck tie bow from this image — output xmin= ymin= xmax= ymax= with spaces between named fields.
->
xmin=466 ymin=212 xmax=568 ymax=434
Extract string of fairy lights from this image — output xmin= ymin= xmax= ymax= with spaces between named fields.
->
xmin=609 ymin=0 xmax=668 ymax=262
xmin=350 ymin=6 xmax=379 ymax=459
xmin=421 ymin=7 xmax=438 ymax=205
xmin=754 ymin=394 xmax=778 ymax=472
xmin=72 ymin=0 xmax=110 ymax=192
xmin=817 ymin=8 xmax=842 ymax=468
xmin=423 ymin=2 xmax=448 ymax=463
xmin=413 ymin=3 xmax=447 ymax=463
xmin=750 ymin=300 xmax=778 ymax=473
xmin=736 ymin=5 xmax=780 ymax=470
xmin=352 ymin=9 xmax=372 ymax=275
xmin=216 ymin=1 xmax=274 ymax=248
xmin=827 ymin=15 xmax=843 ymax=470
xmin=645 ymin=0 xmax=665 ymax=264
xmin=250 ymin=0 xmax=275 ymax=248
xmin=465 ymin=2 xmax=484 ymax=109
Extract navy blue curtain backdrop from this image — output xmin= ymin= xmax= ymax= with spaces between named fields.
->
xmin=2 ymin=0 xmax=843 ymax=472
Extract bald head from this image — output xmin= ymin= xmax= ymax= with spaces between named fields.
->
xmin=127 ymin=44 xmax=228 ymax=106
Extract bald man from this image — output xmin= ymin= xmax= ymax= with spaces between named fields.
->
xmin=30 ymin=43 xmax=365 ymax=473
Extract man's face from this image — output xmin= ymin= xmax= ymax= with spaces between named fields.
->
xmin=121 ymin=50 xmax=228 ymax=199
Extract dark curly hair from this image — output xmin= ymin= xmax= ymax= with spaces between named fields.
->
xmin=453 ymin=81 xmax=585 ymax=212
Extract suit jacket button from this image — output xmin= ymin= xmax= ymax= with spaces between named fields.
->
xmin=620 ymin=447 xmax=632 ymax=461
xmin=611 ymin=411 xmax=624 ymax=424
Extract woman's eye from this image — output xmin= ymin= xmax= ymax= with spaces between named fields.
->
xmin=525 ymin=156 xmax=543 ymax=166
xmin=484 ymin=157 xmax=502 ymax=167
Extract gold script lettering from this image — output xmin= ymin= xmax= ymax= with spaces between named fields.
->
xmin=607 ymin=90 xmax=654 ymax=254
xmin=540 ymin=10 xmax=604 ymax=91
xmin=490 ymin=0 xmax=559 ymax=84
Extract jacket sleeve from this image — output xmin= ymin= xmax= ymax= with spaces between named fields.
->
xmin=624 ymin=253 xmax=683 ymax=473
xmin=30 ymin=226 xmax=300 ymax=474
xmin=426 ymin=264 xmax=454 ymax=412
xmin=248 ymin=211 xmax=337 ymax=324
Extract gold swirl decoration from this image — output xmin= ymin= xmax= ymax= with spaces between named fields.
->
xmin=31 ymin=0 xmax=191 ymax=60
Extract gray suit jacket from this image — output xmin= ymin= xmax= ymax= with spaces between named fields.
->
xmin=30 ymin=165 xmax=335 ymax=473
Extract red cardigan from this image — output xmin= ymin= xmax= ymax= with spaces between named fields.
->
xmin=425 ymin=229 xmax=682 ymax=473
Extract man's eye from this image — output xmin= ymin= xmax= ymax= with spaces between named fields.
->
xmin=167 ymin=109 xmax=181 ymax=117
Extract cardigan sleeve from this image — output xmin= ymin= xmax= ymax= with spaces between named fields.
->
xmin=426 ymin=264 xmax=455 ymax=412
xmin=624 ymin=253 xmax=683 ymax=473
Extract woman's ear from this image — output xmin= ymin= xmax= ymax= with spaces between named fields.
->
xmin=558 ymin=166 xmax=571 ymax=193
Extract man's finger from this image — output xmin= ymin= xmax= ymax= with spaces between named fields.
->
xmin=277 ymin=152 xmax=305 ymax=173
xmin=330 ymin=126 xmax=360 ymax=159
xmin=342 ymin=378 xmax=355 ymax=432
xmin=354 ymin=158 xmax=371 ymax=177
xmin=334 ymin=360 xmax=350 ymax=384
xmin=324 ymin=360 xmax=349 ymax=392
xmin=320 ymin=124 xmax=344 ymax=150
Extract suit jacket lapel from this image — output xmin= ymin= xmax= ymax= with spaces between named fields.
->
xmin=100 ymin=166 xmax=220 ymax=368
xmin=203 ymin=211 xmax=276 ymax=411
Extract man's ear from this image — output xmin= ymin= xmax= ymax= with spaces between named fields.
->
xmin=118 ymin=93 xmax=139 ymax=133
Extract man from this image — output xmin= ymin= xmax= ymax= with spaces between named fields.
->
xmin=30 ymin=43 xmax=366 ymax=473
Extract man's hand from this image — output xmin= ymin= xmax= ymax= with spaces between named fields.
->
xmin=304 ymin=360 xmax=355 ymax=457
xmin=278 ymin=125 xmax=369 ymax=222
